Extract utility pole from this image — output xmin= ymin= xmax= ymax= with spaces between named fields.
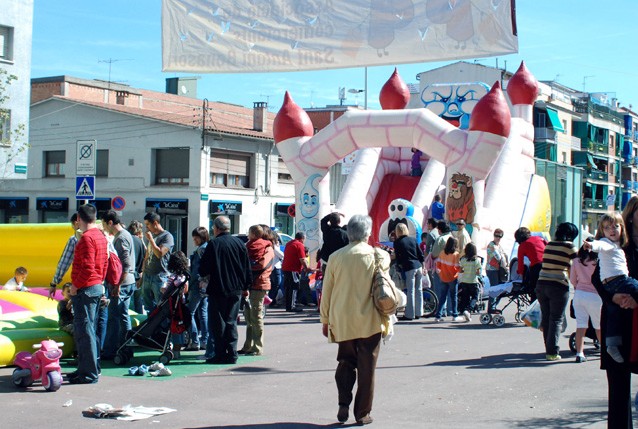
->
xmin=201 ymin=98 xmax=209 ymax=151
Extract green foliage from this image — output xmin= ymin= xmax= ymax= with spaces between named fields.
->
xmin=0 ymin=67 xmax=29 ymax=171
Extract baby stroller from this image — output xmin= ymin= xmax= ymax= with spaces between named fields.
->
xmin=567 ymin=299 xmax=600 ymax=353
xmin=481 ymin=258 xmax=533 ymax=327
xmin=112 ymin=276 xmax=191 ymax=365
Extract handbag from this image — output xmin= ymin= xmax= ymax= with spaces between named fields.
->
xmin=521 ymin=300 xmax=542 ymax=329
xmin=371 ymin=249 xmax=401 ymax=316
xmin=390 ymin=265 xmax=406 ymax=290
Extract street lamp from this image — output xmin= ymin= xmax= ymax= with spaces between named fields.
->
xmin=348 ymin=88 xmax=365 ymax=107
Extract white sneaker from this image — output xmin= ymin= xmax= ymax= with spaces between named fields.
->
xmin=462 ymin=311 xmax=471 ymax=322
xmin=149 ymin=362 xmax=164 ymax=371
xmin=452 ymin=316 xmax=465 ymax=322
xmin=150 ymin=367 xmax=172 ymax=377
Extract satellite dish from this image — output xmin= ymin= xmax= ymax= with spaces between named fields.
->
xmin=181 ymin=85 xmax=188 ymax=94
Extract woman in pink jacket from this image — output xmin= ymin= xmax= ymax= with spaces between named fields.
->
xmin=569 ymin=242 xmax=602 ymax=363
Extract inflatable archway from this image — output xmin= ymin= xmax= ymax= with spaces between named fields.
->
xmin=274 ymin=62 xmax=551 ymax=258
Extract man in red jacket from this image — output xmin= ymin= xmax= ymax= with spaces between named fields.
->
xmin=515 ymin=227 xmax=547 ymax=303
xmin=68 ymin=204 xmax=108 ymax=384
xmin=282 ymin=232 xmax=309 ymax=312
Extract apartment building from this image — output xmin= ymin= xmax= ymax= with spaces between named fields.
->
xmin=0 ymin=0 xmax=33 ymax=185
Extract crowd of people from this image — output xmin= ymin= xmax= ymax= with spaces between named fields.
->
xmin=7 ymin=192 xmax=638 ymax=427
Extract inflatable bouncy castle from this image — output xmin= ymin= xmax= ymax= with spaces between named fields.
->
xmin=274 ymin=62 xmax=551 ymax=259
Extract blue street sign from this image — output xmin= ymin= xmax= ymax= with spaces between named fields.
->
xmin=76 ymin=176 xmax=95 ymax=200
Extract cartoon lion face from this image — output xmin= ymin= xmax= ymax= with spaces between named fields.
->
xmin=446 ymin=172 xmax=475 ymax=224
xmin=449 ymin=173 xmax=472 ymax=201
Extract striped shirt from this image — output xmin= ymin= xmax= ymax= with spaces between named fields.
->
xmin=537 ymin=241 xmax=577 ymax=287
xmin=459 ymin=257 xmax=482 ymax=284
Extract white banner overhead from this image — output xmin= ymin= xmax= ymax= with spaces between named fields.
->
xmin=162 ymin=0 xmax=518 ymax=73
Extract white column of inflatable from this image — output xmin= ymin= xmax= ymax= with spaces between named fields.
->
xmin=482 ymin=62 xmax=540 ymax=254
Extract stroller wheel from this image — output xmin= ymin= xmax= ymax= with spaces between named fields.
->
xmin=422 ymin=289 xmax=439 ymax=318
xmin=514 ymin=312 xmax=523 ymax=323
xmin=493 ymin=314 xmax=506 ymax=327
xmin=480 ymin=313 xmax=492 ymax=325
xmin=593 ymin=339 xmax=600 ymax=350
xmin=159 ymin=350 xmax=174 ymax=365
xmin=569 ymin=332 xmax=577 ymax=353
xmin=114 ymin=352 xmax=130 ymax=366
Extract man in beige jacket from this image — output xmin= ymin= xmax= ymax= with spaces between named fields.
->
xmin=320 ymin=214 xmax=390 ymax=426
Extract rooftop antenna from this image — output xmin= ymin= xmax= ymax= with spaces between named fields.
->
xmin=98 ymin=58 xmax=133 ymax=90
xmin=259 ymin=93 xmax=272 ymax=110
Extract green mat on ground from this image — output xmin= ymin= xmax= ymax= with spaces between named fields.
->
xmin=60 ymin=350 xmax=263 ymax=381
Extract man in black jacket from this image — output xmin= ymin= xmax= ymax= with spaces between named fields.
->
xmin=199 ymin=216 xmax=252 ymax=364
xmin=320 ymin=212 xmax=349 ymax=271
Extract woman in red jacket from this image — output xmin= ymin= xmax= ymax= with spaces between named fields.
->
xmin=239 ymin=225 xmax=275 ymax=356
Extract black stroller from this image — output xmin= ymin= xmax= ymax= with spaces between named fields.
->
xmin=113 ymin=276 xmax=191 ymax=365
xmin=480 ymin=258 xmax=533 ymax=327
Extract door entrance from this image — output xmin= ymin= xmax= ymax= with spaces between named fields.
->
xmin=164 ymin=215 xmax=188 ymax=254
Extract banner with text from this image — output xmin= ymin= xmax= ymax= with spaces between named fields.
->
xmin=162 ymin=0 xmax=518 ymax=73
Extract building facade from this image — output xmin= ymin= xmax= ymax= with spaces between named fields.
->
xmin=0 ymin=0 xmax=33 ymax=184
xmin=571 ymin=93 xmax=624 ymax=232
xmin=1 ymin=76 xmax=295 ymax=254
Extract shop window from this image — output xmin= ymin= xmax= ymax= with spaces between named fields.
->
xmin=0 ymin=26 xmax=13 ymax=61
xmin=278 ymin=157 xmax=293 ymax=183
xmin=209 ymin=151 xmax=250 ymax=188
xmin=44 ymin=150 xmax=66 ymax=177
xmin=0 ymin=109 xmax=9 ymax=144
xmin=97 ymin=149 xmax=109 ymax=177
xmin=154 ymin=147 xmax=190 ymax=185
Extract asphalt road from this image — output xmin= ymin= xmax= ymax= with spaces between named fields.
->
xmin=0 ymin=302 xmax=621 ymax=429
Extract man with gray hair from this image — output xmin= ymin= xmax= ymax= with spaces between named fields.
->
xmin=199 ymin=216 xmax=252 ymax=364
xmin=320 ymin=214 xmax=390 ymax=425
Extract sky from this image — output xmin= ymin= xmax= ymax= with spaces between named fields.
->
xmin=30 ymin=1 xmax=638 ymax=112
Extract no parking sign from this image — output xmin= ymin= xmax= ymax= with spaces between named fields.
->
xmin=112 ymin=196 xmax=126 ymax=211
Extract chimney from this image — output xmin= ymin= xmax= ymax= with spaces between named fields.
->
xmin=253 ymin=101 xmax=268 ymax=132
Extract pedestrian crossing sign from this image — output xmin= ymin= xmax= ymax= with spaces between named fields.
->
xmin=76 ymin=176 xmax=95 ymax=199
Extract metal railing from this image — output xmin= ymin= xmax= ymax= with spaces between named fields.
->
xmin=534 ymin=127 xmax=557 ymax=141
xmin=585 ymin=170 xmax=608 ymax=181
xmin=587 ymin=140 xmax=609 ymax=153
xmin=583 ymin=198 xmax=606 ymax=209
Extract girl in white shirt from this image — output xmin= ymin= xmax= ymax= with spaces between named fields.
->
xmin=585 ymin=212 xmax=638 ymax=363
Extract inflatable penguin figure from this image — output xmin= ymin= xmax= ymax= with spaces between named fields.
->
xmin=379 ymin=198 xmax=423 ymax=244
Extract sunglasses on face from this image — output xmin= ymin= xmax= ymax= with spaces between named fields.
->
xmin=494 ymin=234 xmax=503 ymax=238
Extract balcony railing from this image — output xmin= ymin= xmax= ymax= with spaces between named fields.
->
xmin=586 ymin=170 xmax=608 ymax=181
xmin=534 ymin=127 xmax=557 ymax=142
xmin=584 ymin=198 xmax=607 ymax=209
xmin=587 ymin=140 xmax=609 ymax=153
xmin=569 ymin=135 xmax=581 ymax=151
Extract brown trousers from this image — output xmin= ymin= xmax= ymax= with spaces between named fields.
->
xmin=335 ymin=332 xmax=382 ymax=420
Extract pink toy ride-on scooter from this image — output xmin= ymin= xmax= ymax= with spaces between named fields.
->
xmin=12 ymin=339 xmax=64 ymax=392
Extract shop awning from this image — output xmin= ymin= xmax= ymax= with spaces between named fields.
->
xmin=546 ymin=107 xmax=565 ymax=133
